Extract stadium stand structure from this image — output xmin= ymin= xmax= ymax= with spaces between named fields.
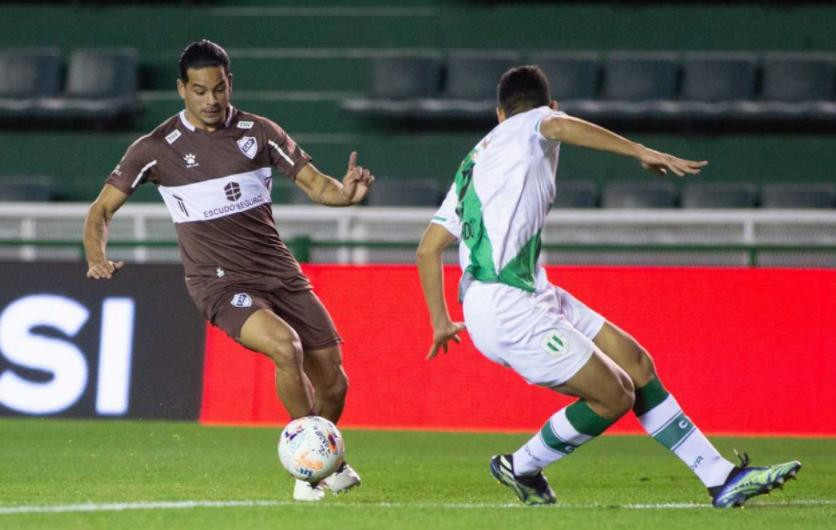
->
xmin=0 ymin=47 xmax=140 ymax=127
xmin=0 ymin=2 xmax=833 ymax=205
xmin=341 ymin=50 xmax=836 ymax=131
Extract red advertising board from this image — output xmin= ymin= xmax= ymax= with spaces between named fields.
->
xmin=200 ymin=266 xmax=836 ymax=435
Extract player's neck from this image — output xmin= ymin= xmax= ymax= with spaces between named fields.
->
xmin=183 ymin=108 xmax=228 ymax=133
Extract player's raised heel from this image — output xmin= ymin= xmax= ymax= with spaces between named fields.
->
xmin=293 ymin=479 xmax=326 ymax=502
xmin=489 ymin=454 xmax=556 ymax=505
xmin=708 ymin=452 xmax=802 ymax=508
xmin=323 ymin=462 xmax=361 ymax=494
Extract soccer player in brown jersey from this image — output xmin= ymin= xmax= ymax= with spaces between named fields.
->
xmin=83 ymin=40 xmax=372 ymax=501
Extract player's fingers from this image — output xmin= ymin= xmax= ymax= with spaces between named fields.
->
xmin=112 ymin=260 xmax=126 ymax=270
xmin=347 ymin=151 xmax=358 ymax=171
xmin=451 ymin=334 xmax=461 ymax=343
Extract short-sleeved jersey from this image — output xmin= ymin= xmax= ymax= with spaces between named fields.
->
xmin=106 ymin=107 xmax=312 ymax=282
xmin=432 ymin=106 xmax=564 ymax=296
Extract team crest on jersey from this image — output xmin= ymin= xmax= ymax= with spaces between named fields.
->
xmin=236 ymin=120 xmax=254 ymax=129
xmin=237 ymin=136 xmax=258 ymax=159
xmin=165 ymin=130 xmax=182 ymax=145
xmin=230 ymin=293 xmax=253 ymax=308
xmin=541 ymin=329 xmax=568 ymax=357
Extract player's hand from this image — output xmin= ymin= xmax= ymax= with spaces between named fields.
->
xmin=341 ymin=151 xmax=375 ymax=204
xmin=638 ymin=146 xmax=708 ymax=177
xmin=427 ymin=320 xmax=466 ymax=360
xmin=86 ymin=259 xmax=125 ymax=280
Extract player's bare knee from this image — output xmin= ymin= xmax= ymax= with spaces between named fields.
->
xmin=264 ymin=338 xmax=304 ymax=369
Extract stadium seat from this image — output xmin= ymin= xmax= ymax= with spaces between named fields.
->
xmin=35 ymin=48 xmax=141 ymax=125
xmin=761 ymin=53 xmax=835 ymax=102
xmin=601 ymin=180 xmax=678 ymax=208
xmin=527 ymin=51 xmax=601 ymax=101
xmin=681 ymin=52 xmax=757 ymax=102
xmin=363 ymin=178 xmax=441 ymax=207
xmin=443 ymin=50 xmax=520 ymax=100
xmin=0 ymin=48 xmax=62 ymax=119
xmin=601 ymin=52 xmax=678 ymax=101
xmin=553 ymin=179 xmax=599 ymax=208
xmin=760 ymin=182 xmax=835 ymax=208
xmin=370 ymin=54 xmax=443 ymax=99
xmin=0 ymin=175 xmax=53 ymax=201
xmin=681 ymin=181 xmax=758 ymax=209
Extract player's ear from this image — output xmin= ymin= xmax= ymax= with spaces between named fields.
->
xmin=549 ymin=100 xmax=559 ymax=111
xmin=176 ymin=78 xmax=186 ymax=100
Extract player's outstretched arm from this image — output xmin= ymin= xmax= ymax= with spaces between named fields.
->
xmin=540 ymin=113 xmax=708 ymax=177
xmin=84 ymin=184 xmax=128 ymax=279
xmin=294 ymin=151 xmax=375 ymax=206
xmin=416 ymin=223 xmax=466 ymax=360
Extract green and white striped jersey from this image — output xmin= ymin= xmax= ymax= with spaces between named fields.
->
xmin=432 ymin=106 xmax=564 ymax=297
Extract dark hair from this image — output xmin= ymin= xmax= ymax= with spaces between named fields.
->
xmin=497 ymin=65 xmax=550 ymax=117
xmin=178 ymin=39 xmax=230 ymax=82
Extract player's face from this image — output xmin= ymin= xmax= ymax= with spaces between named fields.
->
xmin=177 ymin=66 xmax=232 ymax=131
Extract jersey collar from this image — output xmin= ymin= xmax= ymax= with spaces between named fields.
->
xmin=178 ymin=105 xmax=237 ymax=133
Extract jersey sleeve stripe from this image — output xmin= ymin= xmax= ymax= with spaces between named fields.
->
xmin=131 ymin=160 xmax=158 ymax=189
xmin=268 ymin=140 xmax=295 ymax=165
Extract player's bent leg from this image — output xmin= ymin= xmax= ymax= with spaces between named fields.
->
xmin=498 ymin=350 xmax=635 ymax=505
xmin=238 ymin=309 xmax=315 ymax=419
xmin=303 ymin=345 xmax=349 ymax=423
xmin=302 ymin=345 xmax=360 ymax=494
xmin=593 ymin=320 xmax=738 ymax=494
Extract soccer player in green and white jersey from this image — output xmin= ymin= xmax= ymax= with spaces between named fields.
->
xmin=416 ymin=65 xmax=801 ymax=508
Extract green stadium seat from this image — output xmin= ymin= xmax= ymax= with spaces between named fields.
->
xmin=370 ymin=53 xmax=443 ymax=99
xmin=760 ymin=182 xmax=835 ymax=208
xmin=527 ymin=51 xmax=601 ymax=101
xmin=0 ymin=175 xmax=53 ymax=201
xmin=363 ymin=178 xmax=441 ymax=207
xmin=762 ymin=53 xmax=835 ymax=102
xmin=0 ymin=48 xmax=62 ymax=120
xmin=443 ymin=50 xmax=520 ymax=100
xmin=553 ymin=179 xmax=599 ymax=208
xmin=602 ymin=52 xmax=678 ymax=101
xmin=681 ymin=52 xmax=757 ymax=102
xmin=35 ymin=48 xmax=141 ymax=126
xmin=681 ymin=181 xmax=758 ymax=209
xmin=602 ymin=180 xmax=678 ymax=208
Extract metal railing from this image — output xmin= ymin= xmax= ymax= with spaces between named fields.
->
xmin=0 ymin=203 xmax=835 ymax=267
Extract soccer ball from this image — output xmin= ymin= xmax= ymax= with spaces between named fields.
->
xmin=278 ymin=416 xmax=345 ymax=482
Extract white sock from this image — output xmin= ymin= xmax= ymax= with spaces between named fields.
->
xmin=512 ymin=407 xmax=594 ymax=476
xmin=637 ymin=394 xmax=734 ymax=487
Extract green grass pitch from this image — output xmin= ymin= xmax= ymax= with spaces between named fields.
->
xmin=0 ymin=418 xmax=834 ymax=529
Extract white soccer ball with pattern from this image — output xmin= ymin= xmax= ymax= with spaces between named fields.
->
xmin=278 ymin=416 xmax=345 ymax=482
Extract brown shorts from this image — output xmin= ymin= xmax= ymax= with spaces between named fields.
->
xmin=185 ymin=273 xmax=342 ymax=350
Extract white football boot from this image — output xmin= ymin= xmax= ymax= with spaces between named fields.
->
xmin=323 ymin=462 xmax=362 ymax=494
xmin=293 ymin=479 xmax=325 ymax=502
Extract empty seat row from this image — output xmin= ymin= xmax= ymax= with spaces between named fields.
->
xmin=558 ymin=180 xmax=835 ymax=209
xmin=0 ymin=47 xmax=140 ymax=125
xmin=1 ymin=175 xmax=831 ymax=209
xmin=342 ymin=50 xmax=836 ymax=126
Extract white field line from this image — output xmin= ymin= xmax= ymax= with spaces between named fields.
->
xmin=1 ymin=499 xmax=834 ymax=515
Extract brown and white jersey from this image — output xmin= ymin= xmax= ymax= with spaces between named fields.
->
xmin=106 ymin=107 xmax=312 ymax=283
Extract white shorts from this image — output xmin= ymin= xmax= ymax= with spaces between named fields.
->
xmin=462 ymin=281 xmax=605 ymax=387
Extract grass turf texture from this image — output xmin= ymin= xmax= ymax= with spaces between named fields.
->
xmin=0 ymin=419 xmax=833 ymax=530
